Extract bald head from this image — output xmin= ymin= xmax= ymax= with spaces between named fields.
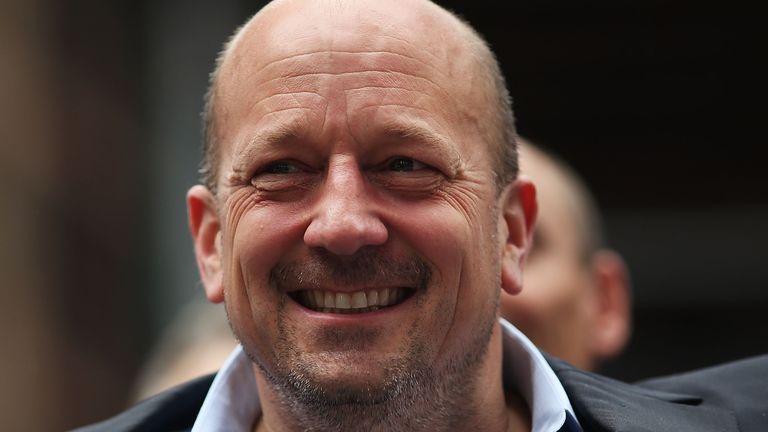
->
xmin=200 ymin=0 xmax=517 ymax=193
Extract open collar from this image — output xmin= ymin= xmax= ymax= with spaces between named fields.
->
xmin=193 ymin=320 xmax=581 ymax=431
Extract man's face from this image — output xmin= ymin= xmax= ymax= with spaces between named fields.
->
xmin=500 ymin=149 xmax=597 ymax=368
xmin=189 ymin=2 xmax=531 ymax=406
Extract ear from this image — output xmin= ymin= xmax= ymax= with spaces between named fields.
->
xmin=500 ymin=176 xmax=538 ymax=295
xmin=589 ymin=249 xmax=632 ymax=360
xmin=187 ymin=185 xmax=224 ymax=303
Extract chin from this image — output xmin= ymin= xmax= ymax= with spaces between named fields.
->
xmin=283 ymin=353 xmax=412 ymax=407
xmin=301 ymin=350 xmax=404 ymax=388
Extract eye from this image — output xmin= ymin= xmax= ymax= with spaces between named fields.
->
xmin=387 ymin=157 xmax=427 ymax=172
xmin=250 ymin=159 xmax=316 ymax=193
xmin=262 ymin=160 xmax=301 ymax=174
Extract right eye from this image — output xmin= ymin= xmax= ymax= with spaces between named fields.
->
xmin=262 ymin=161 xmax=301 ymax=174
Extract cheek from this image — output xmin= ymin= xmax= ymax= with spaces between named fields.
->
xmin=222 ymin=200 xmax=309 ymax=342
xmin=389 ymin=199 xmax=500 ymax=341
xmin=230 ymin=201 xmax=309 ymax=279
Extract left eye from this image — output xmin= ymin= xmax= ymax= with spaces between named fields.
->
xmin=388 ymin=157 xmax=426 ymax=172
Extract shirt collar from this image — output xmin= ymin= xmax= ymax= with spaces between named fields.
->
xmin=499 ymin=318 xmax=581 ymax=432
xmin=193 ymin=319 xmax=581 ymax=432
xmin=191 ymin=345 xmax=259 ymax=432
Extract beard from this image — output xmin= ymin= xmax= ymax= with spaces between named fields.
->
xmin=232 ymin=247 xmax=499 ymax=432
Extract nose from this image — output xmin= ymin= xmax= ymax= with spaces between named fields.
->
xmin=304 ymin=158 xmax=388 ymax=255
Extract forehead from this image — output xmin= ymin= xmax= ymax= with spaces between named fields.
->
xmin=214 ymin=1 xmax=488 ymax=148
xmin=234 ymin=0 xmax=469 ymax=67
xmin=224 ymin=1 xmax=474 ymax=90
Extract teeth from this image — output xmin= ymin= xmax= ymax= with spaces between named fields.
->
xmin=294 ymin=287 xmax=409 ymax=313
xmin=324 ymin=292 xmax=335 ymax=308
xmin=335 ymin=293 xmax=351 ymax=309
xmin=351 ymin=292 xmax=367 ymax=308
xmin=379 ymin=288 xmax=389 ymax=306
xmin=362 ymin=290 xmax=376 ymax=307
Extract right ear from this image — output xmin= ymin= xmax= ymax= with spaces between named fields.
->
xmin=187 ymin=185 xmax=224 ymax=303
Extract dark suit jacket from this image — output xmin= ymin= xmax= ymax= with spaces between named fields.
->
xmin=74 ymin=354 xmax=768 ymax=432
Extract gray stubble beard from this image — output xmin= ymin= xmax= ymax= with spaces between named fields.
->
xmin=244 ymin=296 xmax=498 ymax=432
xmin=236 ymin=248 xmax=501 ymax=431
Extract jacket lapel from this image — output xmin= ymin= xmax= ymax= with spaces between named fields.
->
xmin=547 ymin=357 xmax=739 ymax=432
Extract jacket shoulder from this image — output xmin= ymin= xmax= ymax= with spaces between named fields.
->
xmin=549 ymin=356 xmax=745 ymax=432
xmin=639 ymin=354 xmax=768 ymax=432
xmin=72 ymin=373 xmax=216 ymax=432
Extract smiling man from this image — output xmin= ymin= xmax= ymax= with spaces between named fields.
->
xmin=185 ymin=0 xmax=537 ymax=430
xmin=77 ymin=1 xmax=768 ymax=431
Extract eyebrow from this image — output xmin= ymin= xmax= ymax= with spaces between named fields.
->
xmin=248 ymin=117 xmax=305 ymax=149
xmin=376 ymin=119 xmax=462 ymax=171
xmin=228 ymin=115 xmax=462 ymax=180
xmin=228 ymin=116 xmax=308 ymax=180
xmin=380 ymin=120 xmax=448 ymax=148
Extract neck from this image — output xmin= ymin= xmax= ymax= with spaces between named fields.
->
xmin=252 ymin=322 xmax=529 ymax=432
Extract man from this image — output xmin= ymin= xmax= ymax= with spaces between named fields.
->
xmin=78 ymin=0 xmax=767 ymax=431
xmin=504 ymin=141 xmax=631 ymax=371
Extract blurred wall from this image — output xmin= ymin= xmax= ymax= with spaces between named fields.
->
xmin=0 ymin=0 xmax=249 ymax=429
xmin=1 ymin=3 xmax=61 ymax=429
xmin=1 ymin=0 xmax=147 ymax=429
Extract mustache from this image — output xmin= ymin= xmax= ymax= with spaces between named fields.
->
xmin=270 ymin=247 xmax=431 ymax=290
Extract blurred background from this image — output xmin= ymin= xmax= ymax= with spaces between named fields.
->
xmin=2 ymin=0 xmax=766 ymax=429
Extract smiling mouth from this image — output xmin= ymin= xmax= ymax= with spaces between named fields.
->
xmin=290 ymin=288 xmax=412 ymax=314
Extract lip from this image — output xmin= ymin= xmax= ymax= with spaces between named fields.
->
xmin=283 ymin=285 xmax=410 ymax=294
xmin=285 ymin=287 xmax=417 ymax=325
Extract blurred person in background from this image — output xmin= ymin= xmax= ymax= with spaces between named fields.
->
xmin=131 ymin=140 xmax=629 ymax=399
xmin=505 ymin=141 xmax=631 ymax=371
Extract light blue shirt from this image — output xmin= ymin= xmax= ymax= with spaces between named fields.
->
xmin=192 ymin=319 xmax=581 ymax=431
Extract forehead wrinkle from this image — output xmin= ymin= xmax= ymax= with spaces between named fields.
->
xmin=253 ymin=90 xmax=325 ymax=108
xmin=235 ymin=48 xmax=455 ymax=104
xmin=252 ymin=70 xmax=452 ymax=102
xmin=352 ymin=96 xmax=456 ymax=132
xmin=246 ymin=91 xmax=327 ymax=126
xmin=377 ymin=33 xmax=443 ymax=65
xmin=254 ymin=49 xmax=449 ymax=83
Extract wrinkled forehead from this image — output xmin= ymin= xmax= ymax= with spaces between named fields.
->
xmin=217 ymin=0 xmax=481 ymax=109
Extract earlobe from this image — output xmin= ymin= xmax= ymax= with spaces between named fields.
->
xmin=500 ymin=177 xmax=538 ymax=295
xmin=187 ymin=185 xmax=225 ymax=303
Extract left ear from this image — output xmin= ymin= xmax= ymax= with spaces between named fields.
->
xmin=589 ymin=249 xmax=632 ymax=360
xmin=499 ymin=176 xmax=538 ymax=295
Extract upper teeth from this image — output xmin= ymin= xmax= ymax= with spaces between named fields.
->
xmin=297 ymin=287 xmax=406 ymax=312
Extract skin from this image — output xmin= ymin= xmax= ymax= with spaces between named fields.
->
xmin=187 ymin=0 xmax=537 ymax=431
xmin=501 ymin=143 xmax=630 ymax=370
